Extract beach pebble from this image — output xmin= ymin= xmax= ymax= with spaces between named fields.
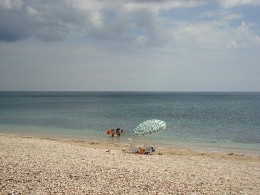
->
xmin=0 ymin=134 xmax=260 ymax=194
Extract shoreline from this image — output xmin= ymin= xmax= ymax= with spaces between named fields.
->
xmin=1 ymin=133 xmax=260 ymax=160
xmin=1 ymin=133 xmax=260 ymax=194
xmin=1 ymin=125 xmax=260 ymax=156
xmin=1 ymin=128 xmax=260 ymax=157
xmin=1 ymin=121 xmax=260 ymax=157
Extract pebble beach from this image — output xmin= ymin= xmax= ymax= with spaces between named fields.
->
xmin=1 ymin=134 xmax=260 ymax=194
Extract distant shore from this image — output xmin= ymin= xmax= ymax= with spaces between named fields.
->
xmin=1 ymin=133 xmax=260 ymax=194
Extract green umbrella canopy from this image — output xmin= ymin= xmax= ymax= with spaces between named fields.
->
xmin=133 ymin=119 xmax=166 ymax=136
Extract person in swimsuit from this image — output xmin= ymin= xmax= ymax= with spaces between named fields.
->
xmin=111 ymin=129 xmax=115 ymax=137
xmin=116 ymin=128 xmax=121 ymax=136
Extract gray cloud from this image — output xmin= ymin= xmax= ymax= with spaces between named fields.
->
xmin=0 ymin=0 xmax=87 ymax=42
xmin=0 ymin=0 xmax=259 ymax=49
xmin=0 ymin=0 xmax=213 ymax=43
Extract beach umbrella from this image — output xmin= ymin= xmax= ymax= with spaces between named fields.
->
xmin=133 ymin=119 xmax=166 ymax=136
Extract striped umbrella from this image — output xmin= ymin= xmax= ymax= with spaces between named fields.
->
xmin=133 ymin=119 xmax=166 ymax=136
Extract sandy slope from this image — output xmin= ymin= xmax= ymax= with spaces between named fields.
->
xmin=1 ymin=134 xmax=260 ymax=194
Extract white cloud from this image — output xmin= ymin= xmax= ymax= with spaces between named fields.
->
xmin=0 ymin=0 xmax=23 ymax=9
xmin=168 ymin=20 xmax=260 ymax=49
xmin=200 ymin=10 xmax=243 ymax=21
xmin=134 ymin=35 xmax=148 ymax=46
xmin=124 ymin=0 xmax=207 ymax=13
xmin=89 ymin=10 xmax=103 ymax=28
xmin=27 ymin=6 xmax=39 ymax=16
xmin=219 ymin=0 xmax=260 ymax=8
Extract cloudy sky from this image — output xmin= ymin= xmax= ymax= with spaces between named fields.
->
xmin=0 ymin=0 xmax=259 ymax=91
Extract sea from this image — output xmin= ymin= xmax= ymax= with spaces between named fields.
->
xmin=0 ymin=91 xmax=259 ymax=155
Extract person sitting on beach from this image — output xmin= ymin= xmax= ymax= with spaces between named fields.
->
xmin=137 ymin=146 xmax=145 ymax=154
xmin=128 ymin=138 xmax=151 ymax=154
xmin=135 ymin=146 xmax=156 ymax=154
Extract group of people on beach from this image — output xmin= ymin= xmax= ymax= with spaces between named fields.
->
xmin=128 ymin=138 xmax=156 ymax=155
xmin=135 ymin=146 xmax=155 ymax=154
xmin=107 ymin=128 xmax=123 ymax=137
xmin=106 ymin=129 xmax=156 ymax=154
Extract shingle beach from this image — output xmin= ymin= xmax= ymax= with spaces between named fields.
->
xmin=1 ymin=134 xmax=260 ymax=194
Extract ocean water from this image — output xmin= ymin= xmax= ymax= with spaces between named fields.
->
xmin=0 ymin=91 xmax=260 ymax=155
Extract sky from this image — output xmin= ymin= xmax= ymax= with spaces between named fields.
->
xmin=0 ymin=0 xmax=260 ymax=91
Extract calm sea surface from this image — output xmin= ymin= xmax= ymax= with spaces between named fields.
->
xmin=0 ymin=91 xmax=259 ymax=155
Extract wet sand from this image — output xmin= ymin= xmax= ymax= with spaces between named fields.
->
xmin=1 ymin=133 xmax=260 ymax=194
